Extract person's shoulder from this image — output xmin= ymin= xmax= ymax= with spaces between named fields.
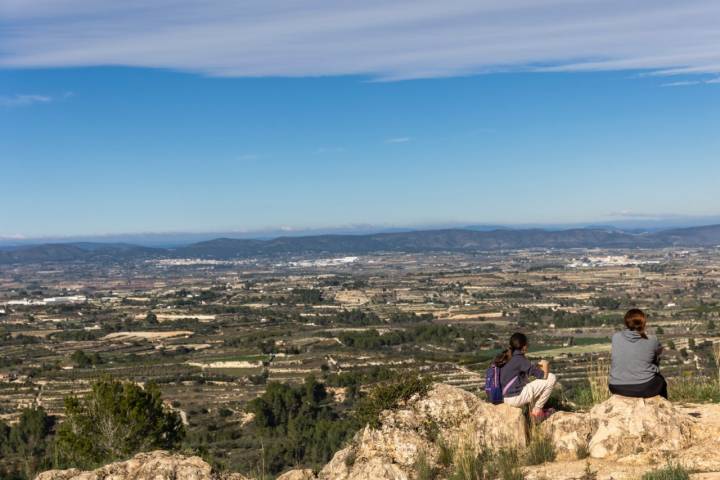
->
xmin=611 ymin=331 xmax=623 ymax=341
xmin=507 ymin=352 xmax=526 ymax=364
xmin=646 ymin=334 xmax=660 ymax=345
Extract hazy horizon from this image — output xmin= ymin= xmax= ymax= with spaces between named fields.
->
xmin=3 ymin=213 xmax=720 ymax=247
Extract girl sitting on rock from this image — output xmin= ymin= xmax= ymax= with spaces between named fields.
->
xmin=494 ymin=332 xmax=557 ymax=420
xmin=609 ymin=308 xmax=667 ymax=399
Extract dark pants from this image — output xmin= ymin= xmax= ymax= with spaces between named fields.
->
xmin=609 ymin=374 xmax=668 ymax=399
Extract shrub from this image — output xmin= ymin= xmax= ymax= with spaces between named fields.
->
xmin=353 ymin=375 xmax=431 ymax=428
xmin=0 ymin=407 xmax=55 ymax=479
xmin=248 ymin=376 xmax=357 ymax=474
xmin=55 ymin=377 xmax=185 ymax=469
xmin=641 ymin=462 xmax=690 ymax=480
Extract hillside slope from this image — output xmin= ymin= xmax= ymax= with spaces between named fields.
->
xmin=3 ymin=224 xmax=720 ymax=264
xmin=36 ymin=383 xmax=720 ymax=480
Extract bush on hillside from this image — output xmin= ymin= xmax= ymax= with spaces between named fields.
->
xmin=353 ymin=375 xmax=432 ymax=428
xmin=55 ymin=377 xmax=184 ymax=469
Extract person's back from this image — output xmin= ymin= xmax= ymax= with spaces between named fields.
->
xmin=609 ymin=330 xmax=660 ymax=385
xmin=608 ymin=309 xmax=667 ymax=399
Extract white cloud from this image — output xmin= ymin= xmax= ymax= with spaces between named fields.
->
xmin=0 ymin=93 xmax=53 ymax=107
xmin=0 ymin=91 xmax=74 ymax=107
xmin=385 ymin=137 xmax=411 ymax=144
xmin=1 ymin=1 xmax=720 ymax=81
xmin=661 ymin=77 xmax=720 ymax=87
xmin=661 ymin=80 xmax=702 ymax=87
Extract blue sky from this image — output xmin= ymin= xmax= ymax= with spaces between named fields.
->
xmin=2 ymin=1 xmax=720 ymax=238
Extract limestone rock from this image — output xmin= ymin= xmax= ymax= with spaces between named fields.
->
xmin=588 ymin=395 xmax=695 ymax=461
xmin=541 ymin=410 xmax=594 ymax=460
xmin=34 ymin=451 xmax=250 ymax=480
xmin=277 ymin=469 xmax=316 ymax=480
xmin=318 ymin=383 xmax=525 ymax=480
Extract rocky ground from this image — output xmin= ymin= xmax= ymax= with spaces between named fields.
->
xmin=36 ymin=383 xmax=720 ymax=480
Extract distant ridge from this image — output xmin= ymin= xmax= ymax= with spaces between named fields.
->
xmin=1 ymin=224 xmax=719 ymax=264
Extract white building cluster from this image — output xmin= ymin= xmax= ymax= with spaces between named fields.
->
xmin=3 ymin=295 xmax=87 ymax=306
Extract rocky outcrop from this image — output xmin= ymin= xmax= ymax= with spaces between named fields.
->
xmin=35 ymin=385 xmax=720 ymax=480
xmin=541 ymin=395 xmax=717 ymax=464
xmin=588 ymin=395 xmax=695 ymax=460
xmin=316 ymin=383 xmax=526 ymax=480
xmin=34 ymin=451 xmax=249 ymax=480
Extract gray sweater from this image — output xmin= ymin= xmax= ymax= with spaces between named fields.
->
xmin=609 ymin=330 xmax=662 ymax=385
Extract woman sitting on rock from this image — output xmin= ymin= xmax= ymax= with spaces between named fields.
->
xmin=609 ymin=308 xmax=667 ymax=399
xmin=495 ymin=332 xmax=557 ymax=420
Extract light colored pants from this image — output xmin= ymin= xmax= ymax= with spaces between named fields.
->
xmin=504 ymin=373 xmax=557 ymax=410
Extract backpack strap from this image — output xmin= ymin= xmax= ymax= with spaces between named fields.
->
xmin=502 ymin=375 xmax=519 ymax=396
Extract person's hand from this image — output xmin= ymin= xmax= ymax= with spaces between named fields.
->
xmin=538 ymin=359 xmax=550 ymax=376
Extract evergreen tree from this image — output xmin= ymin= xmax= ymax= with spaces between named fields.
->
xmin=55 ymin=377 xmax=184 ymax=469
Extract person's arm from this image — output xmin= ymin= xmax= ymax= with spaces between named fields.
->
xmin=653 ymin=339 xmax=663 ymax=366
xmin=522 ymin=356 xmax=547 ymax=379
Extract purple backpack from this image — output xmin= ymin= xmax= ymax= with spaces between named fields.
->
xmin=484 ymin=364 xmax=518 ymax=404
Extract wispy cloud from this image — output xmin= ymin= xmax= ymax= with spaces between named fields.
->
xmin=661 ymin=77 xmax=720 ymax=87
xmin=607 ymin=211 xmax=695 ymax=220
xmin=1 ymin=1 xmax=719 ymax=81
xmin=0 ymin=93 xmax=53 ymax=107
xmin=662 ymin=80 xmax=702 ymax=87
xmin=385 ymin=137 xmax=411 ymax=144
xmin=0 ymin=91 xmax=73 ymax=107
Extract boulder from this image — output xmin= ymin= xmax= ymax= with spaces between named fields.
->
xmin=588 ymin=395 xmax=695 ymax=461
xmin=543 ymin=394 xmax=703 ymax=464
xmin=34 ymin=451 xmax=249 ymax=480
xmin=541 ymin=410 xmax=594 ymax=460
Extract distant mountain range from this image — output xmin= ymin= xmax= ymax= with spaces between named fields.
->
xmin=1 ymin=224 xmax=719 ymax=264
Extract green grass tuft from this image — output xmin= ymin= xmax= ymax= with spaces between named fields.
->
xmin=437 ymin=437 xmax=455 ymax=467
xmin=668 ymin=374 xmax=720 ymax=403
xmin=416 ymin=451 xmax=438 ymax=480
xmin=449 ymin=443 xmax=524 ymax=480
xmin=641 ymin=462 xmax=690 ymax=480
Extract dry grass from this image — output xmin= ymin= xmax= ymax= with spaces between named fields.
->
xmin=587 ymin=357 xmax=611 ymax=405
xmin=525 ymin=424 xmax=556 ymax=465
xmin=448 ymin=425 xmax=524 ymax=480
